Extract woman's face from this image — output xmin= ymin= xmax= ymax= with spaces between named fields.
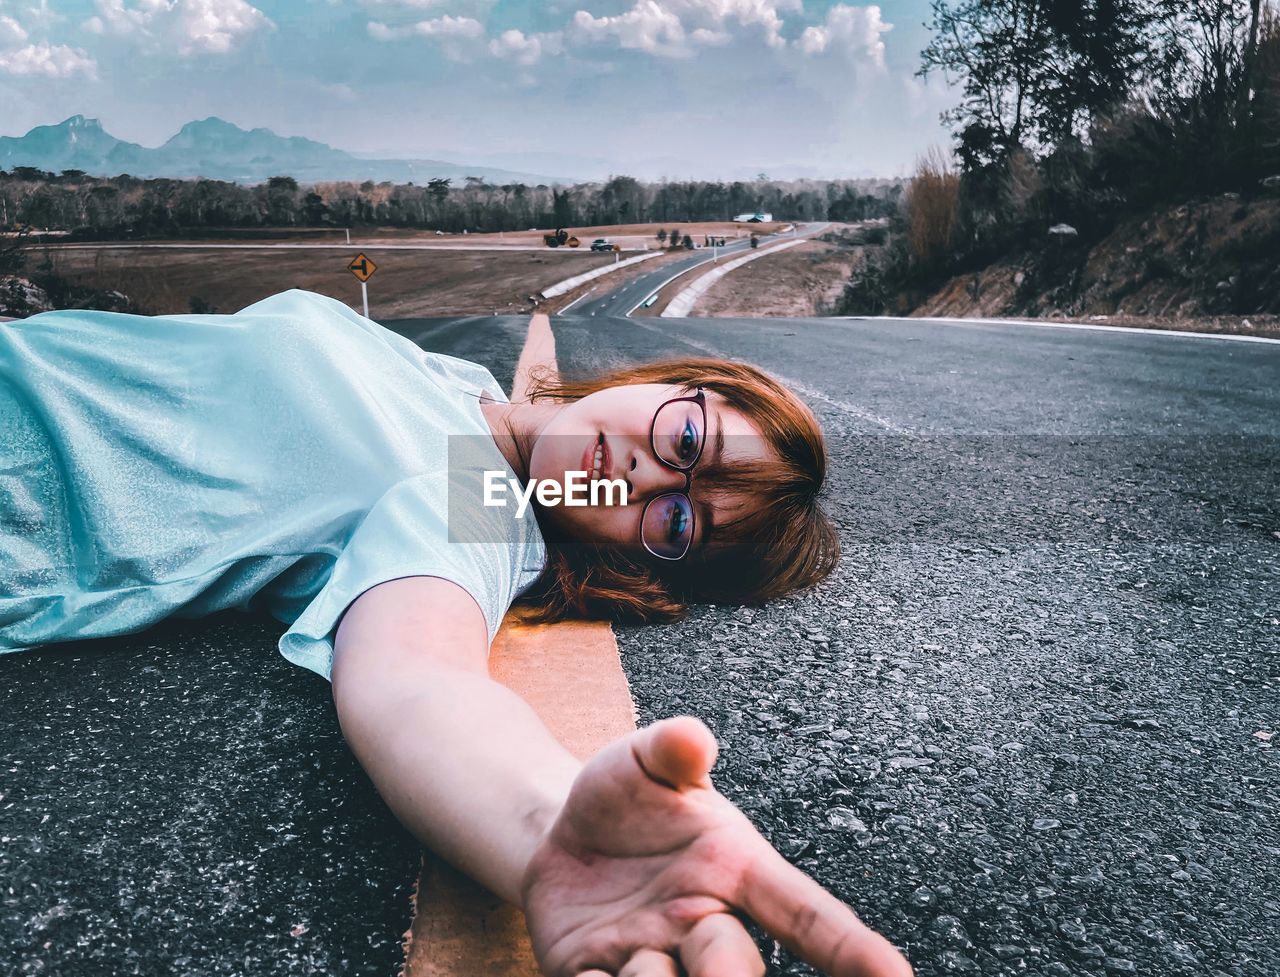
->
xmin=526 ymin=383 xmax=773 ymax=559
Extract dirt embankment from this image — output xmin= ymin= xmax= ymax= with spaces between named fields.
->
xmin=911 ymin=195 xmax=1280 ymax=335
xmin=691 ymin=238 xmax=864 ymax=318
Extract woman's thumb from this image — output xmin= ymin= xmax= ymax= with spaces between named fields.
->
xmin=635 ymin=716 xmax=719 ymax=790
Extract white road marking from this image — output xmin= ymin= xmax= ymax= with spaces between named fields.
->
xmin=843 ymin=315 xmax=1280 ymax=346
xmin=627 ymin=318 xmax=909 ymax=433
xmin=558 ymin=288 xmax=596 ymax=314
xmin=623 ymin=255 xmax=735 ymax=316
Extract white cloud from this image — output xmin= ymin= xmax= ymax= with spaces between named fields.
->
xmin=181 ymin=0 xmax=273 ymax=53
xmin=795 ymin=4 xmax=891 ymax=66
xmin=15 ymin=1 xmax=63 ymax=32
xmin=0 ymin=14 xmax=29 ymax=45
xmin=367 ymin=13 xmax=485 ymax=61
xmin=668 ymin=0 xmax=799 ymax=49
xmin=82 ymin=0 xmax=274 ymax=55
xmin=360 ymin=0 xmax=484 ymax=7
xmin=568 ymin=0 xmax=801 ymax=57
xmin=488 ymin=27 xmax=563 ymax=66
xmin=689 ymin=26 xmax=729 ymax=45
xmin=359 ymin=0 xmax=497 ymax=15
xmin=570 ymin=2 xmax=691 ymax=58
xmin=0 ymin=41 xmax=96 ymax=77
xmin=367 ymin=14 xmax=484 ymax=40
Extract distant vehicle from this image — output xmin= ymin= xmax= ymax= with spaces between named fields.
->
xmin=733 ymin=212 xmax=773 ymax=223
xmin=590 ymin=239 xmax=616 ymax=252
xmin=543 ymin=228 xmax=581 ymax=248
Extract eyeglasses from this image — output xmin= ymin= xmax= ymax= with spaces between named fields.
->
xmin=640 ymin=387 xmax=707 ymax=561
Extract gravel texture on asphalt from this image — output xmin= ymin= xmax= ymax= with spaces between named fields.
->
xmin=0 ymin=616 xmax=419 ymax=976
xmin=551 ymin=314 xmax=1279 ymax=977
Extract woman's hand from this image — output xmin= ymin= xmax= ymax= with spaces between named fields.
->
xmin=520 ymin=716 xmax=912 ymax=977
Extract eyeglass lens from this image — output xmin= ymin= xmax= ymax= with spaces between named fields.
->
xmin=642 ymin=492 xmax=696 ymax=560
xmin=651 ymin=397 xmax=705 ymax=470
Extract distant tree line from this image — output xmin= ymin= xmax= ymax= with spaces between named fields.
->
xmin=843 ymin=0 xmax=1280 ymax=313
xmin=0 ymin=168 xmax=900 ymax=238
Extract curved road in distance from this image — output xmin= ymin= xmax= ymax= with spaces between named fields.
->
xmin=565 ymin=222 xmax=830 ymax=317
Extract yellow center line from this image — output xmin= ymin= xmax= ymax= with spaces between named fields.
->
xmin=400 ymin=315 xmax=638 ymax=977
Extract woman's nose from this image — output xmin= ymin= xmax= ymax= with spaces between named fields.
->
xmin=624 ymin=448 xmax=688 ymax=502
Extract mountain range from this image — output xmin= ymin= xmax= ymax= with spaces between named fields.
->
xmin=0 ymin=116 xmax=571 ymax=186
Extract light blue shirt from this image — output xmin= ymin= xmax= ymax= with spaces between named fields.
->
xmin=0 ymin=288 xmax=546 ymax=681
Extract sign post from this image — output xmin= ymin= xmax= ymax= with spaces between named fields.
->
xmin=346 ymin=252 xmax=378 ymax=318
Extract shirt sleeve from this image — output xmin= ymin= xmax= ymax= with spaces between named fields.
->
xmin=276 ymin=473 xmax=540 ymax=683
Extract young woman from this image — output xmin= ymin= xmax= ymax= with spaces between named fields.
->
xmin=1 ymin=289 xmax=910 ymax=977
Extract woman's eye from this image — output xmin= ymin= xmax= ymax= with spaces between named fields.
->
xmin=677 ymin=419 xmax=700 ymax=461
xmin=668 ymin=505 xmax=689 ymax=543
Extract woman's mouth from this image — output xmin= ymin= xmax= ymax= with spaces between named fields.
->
xmin=581 ymin=432 xmax=610 ymax=481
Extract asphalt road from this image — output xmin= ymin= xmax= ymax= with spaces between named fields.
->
xmin=566 ymin=223 xmax=826 ymax=316
xmin=551 ymin=315 xmax=1279 ymax=977
xmin=3 ymin=311 xmax=1276 ymax=976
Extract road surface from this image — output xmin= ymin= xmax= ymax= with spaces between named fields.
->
xmin=2 ymin=311 xmax=1275 ymax=977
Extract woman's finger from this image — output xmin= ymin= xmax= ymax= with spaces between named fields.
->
xmin=680 ymin=913 xmax=765 ymax=977
xmin=738 ymin=853 xmax=911 ymax=977
xmin=634 ymin=716 xmax=719 ymax=790
xmin=617 ymin=948 xmax=681 ymax=977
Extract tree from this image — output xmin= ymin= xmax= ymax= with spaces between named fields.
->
xmin=656 ymin=227 xmax=668 ymax=245
xmin=601 ymin=175 xmax=643 ymax=224
xmin=264 ymin=175 xmax=300 ymax=226
xmin=302 ymin=191 xmax=330 ymax=226
xmin=552 ymin=188 xmax=574 ymax=227
xmin=919 ymin=0 xmax=1159 ymax=169
xmin=1147 ymin=0 xmax=1275 ymax=182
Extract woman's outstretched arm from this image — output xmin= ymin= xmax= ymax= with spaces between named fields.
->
xmin=330 ymin=575 xmax=911 ymax=977
xmin=331 ymin=575 xmax=579 ymax=904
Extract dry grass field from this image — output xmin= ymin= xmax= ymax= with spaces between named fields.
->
xmin=19 ymin=222 xmax=795 ymax=319
xmin=36 ymin=245 xmax=617 ymax=317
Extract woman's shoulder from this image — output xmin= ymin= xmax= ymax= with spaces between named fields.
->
xmin=238 ymin=289 xmax=507 ymax=401
xmin=235 ymin=288 xmax=379 ymax=341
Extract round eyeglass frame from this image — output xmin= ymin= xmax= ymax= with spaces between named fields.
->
xmin=640 ymin=387 xmax=707 ymax=562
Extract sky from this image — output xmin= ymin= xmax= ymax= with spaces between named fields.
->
xmin=0 ymin=0 xmax=960 ymax=181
